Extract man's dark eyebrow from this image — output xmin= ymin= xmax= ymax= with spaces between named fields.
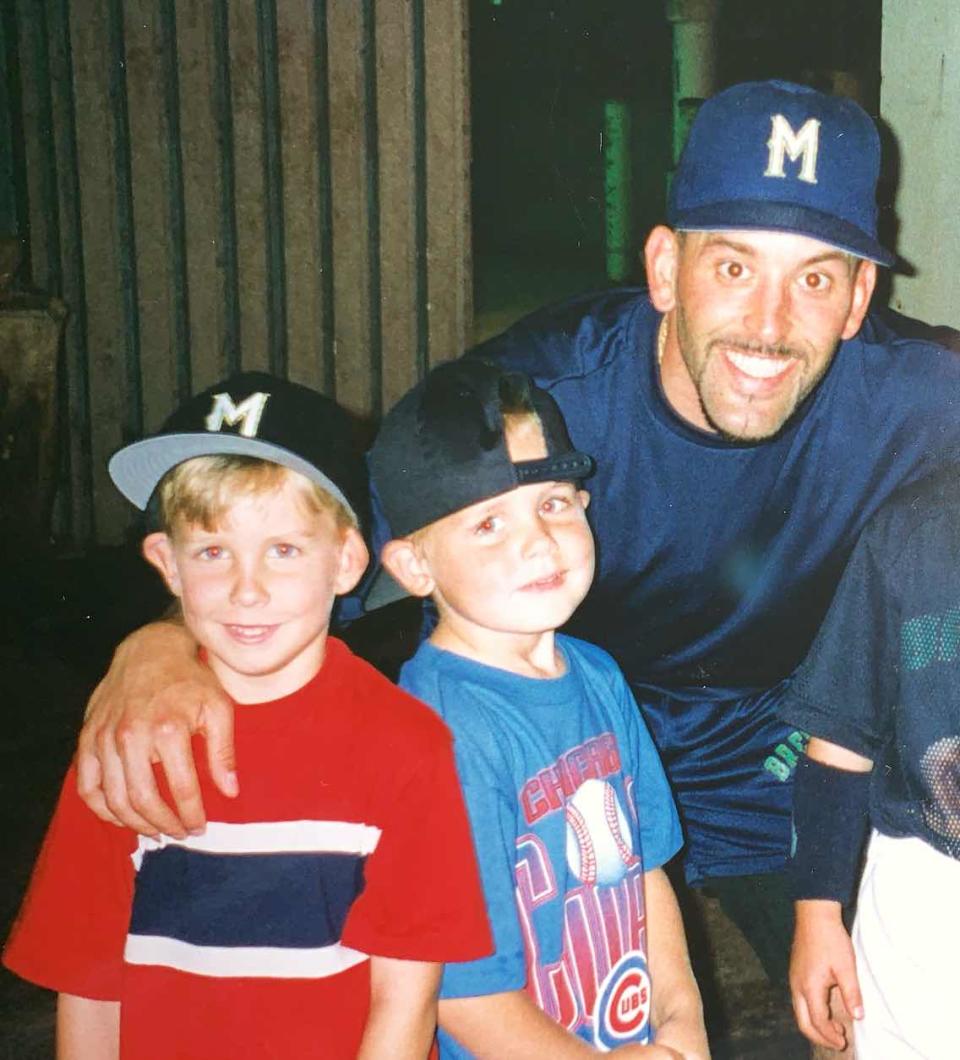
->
xmin=698 ymin=234 xmax=853 ymax=269
xmin=802 ymin=250 xmax=854 ymax=268
xmin=698 ymin=235 xmax=759 ymax=255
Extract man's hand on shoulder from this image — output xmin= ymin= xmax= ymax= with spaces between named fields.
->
xmin=77 ymin=620 xmax=237 ymax=837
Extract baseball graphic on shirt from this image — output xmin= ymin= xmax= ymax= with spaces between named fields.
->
xmin=565 ymin=778 xmax=639 ymax=886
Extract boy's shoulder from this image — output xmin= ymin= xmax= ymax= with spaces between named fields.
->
xmin=398 ymin=640 xmax=511 ymax=710
xmin=320 ymin=638 xmax=455 ymax=750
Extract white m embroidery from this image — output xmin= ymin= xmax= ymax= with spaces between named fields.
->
xmin=764 ymin=114 xmax=820 ymax=185
xmin=205 ymin=392 xmax=270 ymax=437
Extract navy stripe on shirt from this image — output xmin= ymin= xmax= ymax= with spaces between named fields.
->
xmin=124 ymin=819 xmax=381 ymax=979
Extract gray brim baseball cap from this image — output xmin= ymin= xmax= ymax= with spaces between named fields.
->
xmin=109 ymin=371 xmax=369 ymax=530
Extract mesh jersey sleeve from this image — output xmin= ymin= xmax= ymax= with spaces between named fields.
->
xmin=3 ymin=760 xmax=136 ymax=999
xmin=341 ymin=727 xmax=492 ymax=964
xmin=780 ymin=525 xmax=899 ymax=759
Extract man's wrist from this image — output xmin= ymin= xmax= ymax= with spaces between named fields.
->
xmin=788 ymin=754 xmax=871 ymax=903
xmin=794 ymin=898 xmax=844 ymax=922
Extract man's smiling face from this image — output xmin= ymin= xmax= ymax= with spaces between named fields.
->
xmin=654 ymin=228 xmax=876 ymax=441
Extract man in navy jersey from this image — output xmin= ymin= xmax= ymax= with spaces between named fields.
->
xmin=76 ymin=81 xmax=960 ymax=1002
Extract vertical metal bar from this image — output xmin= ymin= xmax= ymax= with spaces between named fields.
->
xmin=29 ymin=3 xmax=62 ymax=295
xmin=49 ymin=0 xmax=91 ymax=543
xmin=158 ymin=0 xmax=191 ymax=400
xmin=256 ymin=0 xmax=286 ymax=377
xmin=106 ymin=0 xmax=142 ymax=441
xmin=212 ymin=0 xmax=240 ymax=374
xmin=361 ymin=0 xmax=382 ymax=416
xmin=27 ymin=0 xmax=70 ymax=541
xmin=312 ymin=0 xmax=335 ymax=396
xmin=411 ymin=0 xmax=428 ymax=377
xmin=603 ymin=100 xmax=632 ymax=283
xmin=0 ymin=8 xmax=14 ymax=236
xmin=666 ymin=0 xmax=718 ymax=168
xmin=1 ymin=2 xmax=29 ymax=278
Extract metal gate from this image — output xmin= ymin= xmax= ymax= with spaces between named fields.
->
xmin=1 ymin=0 xmax=471 ymax=544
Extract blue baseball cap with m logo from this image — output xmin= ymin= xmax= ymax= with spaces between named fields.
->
xmin=668 ymin=80 xmax=895 ymax=267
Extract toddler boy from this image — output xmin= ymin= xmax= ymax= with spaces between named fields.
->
xmin=783 ymin=467 xmax=960 ymax=1057
xmin=4 ymin=372 xmax=491 ymax=1058
xmin=368 ymin=359 xmax=707 ymax=1058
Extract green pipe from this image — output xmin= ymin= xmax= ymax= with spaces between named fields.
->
xmin=603 ymin=99 xmax=632 ymax=283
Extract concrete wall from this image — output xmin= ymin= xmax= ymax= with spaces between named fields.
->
xmin=880 ymin=0 xmax=960 ymax=327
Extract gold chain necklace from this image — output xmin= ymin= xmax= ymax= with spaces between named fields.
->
xmin=657 ymin=317 xmax=668 ymax=366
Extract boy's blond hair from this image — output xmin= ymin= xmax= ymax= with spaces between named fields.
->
xmin=156 ymin=454 xmax=357 ymax=535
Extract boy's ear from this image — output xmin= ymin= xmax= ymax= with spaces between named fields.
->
xmin=142 ymin=532 xmax=182 ymax=597
xmin=334 ymin=527 xmax=370 ymax=595
xmin=380 ymin=538 xmax=436 ymax=599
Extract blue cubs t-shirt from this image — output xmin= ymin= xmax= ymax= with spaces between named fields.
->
xmin=400 ymin=635 xmax=681 ymax=1055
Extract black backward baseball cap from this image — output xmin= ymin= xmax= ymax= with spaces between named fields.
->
xmin=109 ymin=371 xmax=368 ymax=529
xmin=364 ymin=358 xmax=594 ymax=610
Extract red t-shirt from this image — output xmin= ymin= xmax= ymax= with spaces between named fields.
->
xmin=4 ymin=638 xmax=491 ymax=1058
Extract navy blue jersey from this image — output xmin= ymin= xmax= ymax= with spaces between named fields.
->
xmin=473 ymin=289 xmax=960 ymax=881
xmin=782 ymin=468 xmax=960 ymax=861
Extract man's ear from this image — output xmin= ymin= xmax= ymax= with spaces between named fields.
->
xmin=380 ymin=538 xmax=436 ymax=599
xmin=644 ymin=225 xmax=681 ymax=313
xmin=334 ymin=527 xmax=370 ymax=596
xmin=142 ymin=532 xmax=182 ymax=597
xmin=841 ymin=259 xmax=877 ymax=340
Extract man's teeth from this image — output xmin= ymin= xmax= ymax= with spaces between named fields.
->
xmin=726 ymin=350 xmax=794 ymax=379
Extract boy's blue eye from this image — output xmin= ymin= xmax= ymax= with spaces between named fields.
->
xmin=270 ymin=543 xmax=300 ymax=558
xmin=199 ymin=545 xmax=224 ymax=560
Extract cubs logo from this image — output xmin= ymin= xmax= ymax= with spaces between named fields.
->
xmin=594 ymin=952 xmax=651 ymax=1049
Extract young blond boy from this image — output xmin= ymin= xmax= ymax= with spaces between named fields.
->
xmin=367 ymin=359 xmax=708 ymax=1058
xmin=3 ymin=372 xmax=491 ymax=1059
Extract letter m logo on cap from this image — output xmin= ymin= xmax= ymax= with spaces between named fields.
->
xmin=205 ymin=391 xmax=270 ymax=437
xmin=764 ymin=114 xmax=820 ymax=185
